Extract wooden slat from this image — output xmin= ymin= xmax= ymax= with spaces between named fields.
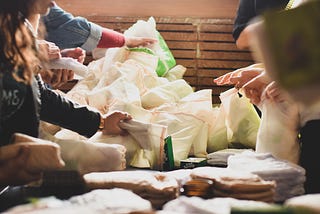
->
xmin=199 ymin=42 xmax=239 ymax=51
xmin=175 ymin=59 xmax=197 ymax=68
xmin=166 ymin=41 xmax=197 ymax=50
xmin=55 ymin=0 xmax=239 ymax=19
xmin=183 ymin=68 xmax=197 ymax=77
xmin=183 ymin=77 xmax=198 ymax=86
xmin=199 ymin=33 xmax=235 ymax=42
xmin=171 ymin=50 xmax=197 ymax=59
xmin=161 ymin=32 xmax=197 ymax=41
xmin=198 ymin=60 xmax=253 ymax=69
xmin=200 ymin=24 xmax=234 ymax=33
xmin=197 ymin=68 xmax=237 ymax=78
xmin=199 ymin=51 xmax=253 ymax=61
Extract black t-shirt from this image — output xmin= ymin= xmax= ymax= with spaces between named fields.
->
xmin=0 ymin=72 xmax=39 ymax=145
xmin=233 ymin=0 xmax=289 ymax=41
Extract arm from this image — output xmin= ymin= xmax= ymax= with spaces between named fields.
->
xmin=42 ymin=3 xmax=102 ymax=51
xmin=36 ymin=75 xmax=131 ymax=137
xmin=42 ymin=3 xmax=156 ymax=52
xmin=37 ymin=75 xmax=101 ymax=137
xmin=232 ymin=0 xmax=256 ymax=49
xmin=233 ymin=0 xmax=289 ymax=50
xmin=0 ymin=146 xmax=42 ymax=186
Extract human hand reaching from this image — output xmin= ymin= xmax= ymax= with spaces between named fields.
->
xmin=124 ymin=36 xmax=157 ymax=48
xmin=214 ymin=63 xmax=264 ymax=87
xmin=60 ymin=47 xmax=86 ymax=64
xmin=241 ymin=71 xmax=272 ymax=106
xmin=41 ymin=68 xmax=74 ymax=89
xmin=100 ymin=111 xmax=132 ymax=136
xmin=38 ymin=40 xmax=61 ymax=60
xmin=264 ymin=81 xmax=287 ymax=103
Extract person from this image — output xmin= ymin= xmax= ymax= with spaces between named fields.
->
xmin=38 ymin=2 xmax=156 ymax=88
xmin=25 ymin=12 xmax=86 ymax=89
xmin=42 ymin=1 xmax=157 ymax=52
xmin=217 ymin=0 xmax=320 ymax=194
xmin=0 ymin=0 xmax=132 ymax=186
xmin=0 ymin=146 xmax=42 ymax=186
xmin=233 ymin=0 xmax=289 ymax=49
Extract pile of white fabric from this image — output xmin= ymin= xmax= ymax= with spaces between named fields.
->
xmin=83 ymin=170 xmax=180 ymax=209
xmin=159 ymin=196 xmax=287 ymax=214
xmin=190 ymin=166 xmax=276 ymax=203
xmin=5 ymin=189 xmax=152 ymax=213
xmin=41 ymin=17 xmax=261 ymax=172
xmin=206 ymin=148 xmax=252 ymax=167
xmin=227 ymin=150 xmax=306 ymax=202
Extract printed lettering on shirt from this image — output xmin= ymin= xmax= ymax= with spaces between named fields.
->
xmin=3 ymin=89 xmax=21 ymax=106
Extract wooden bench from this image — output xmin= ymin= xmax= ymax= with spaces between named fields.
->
xmin=55 ymin=0 xmax=254 ymax=104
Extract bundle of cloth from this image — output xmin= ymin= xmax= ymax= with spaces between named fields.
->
xmin=206 ymin=148 xmax=251 ymax=167
xmin=160 ymin=196 xmax=290 ymax=214
xmin=227 ymin=150 xmax=306 ymax=202
xmin=190 ymin=166 xmax=276 ymax=203
xmin=83 ymin=170 xmax=179 ymax=209
xmin=4 ymin=189 xmax=153 ymax=213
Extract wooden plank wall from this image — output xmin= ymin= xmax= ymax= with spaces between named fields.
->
xmin=55 ymin=0 xmax=255 ymax=104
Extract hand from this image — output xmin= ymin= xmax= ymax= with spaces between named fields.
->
xmin=264 ymin=81 xmax=286 ymax=103
xmin=241 ymin=72 xmax=272 ymax=106
xmin=214 ymin=63 xmax=264 ymax=87
xmin=101 ymin=111 xmax=132 ymax=136
xmin=38 ymin=40 xmax=61 ymax=60
xmin=60 ymin=47 xmax=86 ymax=64
xmin=124 ymin=36 xmax=157 ymax=48
xmin=0 ymin=146 xmax=42 ymax=186
xmin=41 ymin=69 xmax=74 ymax=89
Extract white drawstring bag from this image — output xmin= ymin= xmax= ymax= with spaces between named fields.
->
xmin=219 ymin=88 xmax=261 ymax=149
xmin=256 ymin=91 xmax=300 ymax=164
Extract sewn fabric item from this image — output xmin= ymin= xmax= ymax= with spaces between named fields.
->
xmin=119 ymin=119 xmax=167 ymax=151
xmin=227 ymin=150 xmax=306 ymax=202
xmin=48 ymin=57 xmax=88 ymax=77
xmin=256 ymin=91 xmax=300 ymax=164
xmin=190 ymin=166 xmax=276 ymax=202
xmin=5 ymin=189 xmax=152 ymax=213
xmin=84 ymin=171 xmax=179 ymax=209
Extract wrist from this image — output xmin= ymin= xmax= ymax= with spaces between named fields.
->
xmin=98 ymin=114 xmax=105 ymax=130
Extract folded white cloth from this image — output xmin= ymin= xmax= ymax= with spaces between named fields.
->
xmin=5 ymin=189 xmax=152 ymax=213
xmin=227 ymin=151 xmax=306 ymax=202
xmin=119 ymin=119 xmax=167 ymax=151
xmin=48 ymin=57 xmax=88 ymax=77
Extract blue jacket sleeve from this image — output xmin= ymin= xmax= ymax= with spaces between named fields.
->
xmin=42 ymin=4 xmax=103 ymax=51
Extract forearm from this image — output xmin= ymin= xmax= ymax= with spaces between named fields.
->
xmin=235 ymin=27 xmax=250 ymax=50
xmin=37 ymin=76 xmax=100 ymax=137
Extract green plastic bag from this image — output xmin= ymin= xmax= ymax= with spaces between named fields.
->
xmin=129 ymin=32 xmax=176 ymax=77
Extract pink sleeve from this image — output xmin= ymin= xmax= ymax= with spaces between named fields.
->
xmin=97 ymin=28 xmax=125 ymax=48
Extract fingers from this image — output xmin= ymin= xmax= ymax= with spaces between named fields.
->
xmin=125 ymin=37 xmax=158 ymax=48
xmin=214 ymin=67 xmax=264 ymax=87
xmin=40 ymin=41 xmax=61 ymax=60
xmin=101 ymin=112 xmax=132 ymax=136
xmin=49 ymin=69 xmax=74 ymax=89
xmin=60 ymin=47 xmax=86 ymax=63
xmin=214 ymin=73 xmax=233 ymax=85
xmin=265 ymin=82 xmax=286 ymax=102
xmin=230 ymin=69 xmax=262 ymax=87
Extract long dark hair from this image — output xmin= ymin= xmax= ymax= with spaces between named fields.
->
xmin=0 ymin=0 xmax=40 ymax=84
